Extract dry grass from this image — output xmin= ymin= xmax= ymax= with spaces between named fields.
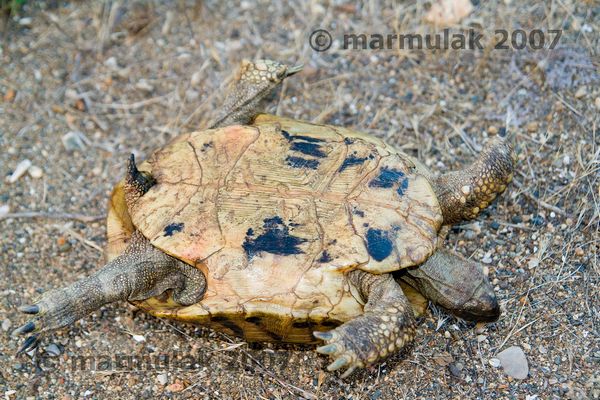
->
xmin=0 ymin=1 xmax=598 ymax=399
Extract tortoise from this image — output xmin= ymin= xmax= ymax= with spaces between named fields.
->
xmin=15 ymin=60 xmax=514 ymax=377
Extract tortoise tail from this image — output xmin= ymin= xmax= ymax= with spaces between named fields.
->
xmin=124 ymin=154 xmax=156 ymax=209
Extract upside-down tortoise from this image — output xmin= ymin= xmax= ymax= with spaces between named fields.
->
xmin=15 ymin=60 xmax=514 ymax=377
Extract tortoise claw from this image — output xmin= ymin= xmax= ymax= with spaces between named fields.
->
xmin=313 ymin=331 xmax=334 ymax=341
xmin=17 ymin=334 xmax=40 ymax=355
xmin=13 ymin=321 xmax=36 ymax=335
xmin=327 ymin=356 xmax=350 ymax=372
xmin=316 ymin=343 xmax=339 ymax=355
xmin=340 ymin=365 xmax=357 ymax=379
xmin=19 ymin=304 xmax=40 ymax=314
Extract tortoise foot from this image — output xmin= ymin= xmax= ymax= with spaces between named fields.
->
xmin=314 ymin=271 xmax=416 ymax=378
xmin=13 ymin=288 xmax=82 ymax=354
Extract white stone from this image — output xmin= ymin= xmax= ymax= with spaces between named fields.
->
xmin=28 ymin=166 xmax=43 ymax=179
xmin=7 ymin=159 xmax=31 ymax=183
xmin=157 ymin=373 xmax=168 ymax=385
xmin=497 ymin=346 xmax=529 ymax=379
xmin=1 ymin=319 xmax=11 ymax=331
xmin=132 ymin=334 xmax=146 ymax=342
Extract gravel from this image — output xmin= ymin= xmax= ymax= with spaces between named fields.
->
xmin=1 ymin=1 xmax=598 ymax=399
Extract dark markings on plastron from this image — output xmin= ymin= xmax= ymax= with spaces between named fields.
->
xmin=292 ymin=320 xmax=311 ymax=329
xmin=264 ymin=329 xmax=283 ymax=341
xmin=290 ymin=141 xmax=326 ymax=158
xmin=344 ymin=137 xmax=355 ymax=145
xmin=211 ymin=316 xmax=244 ymax=337
xmin=318 ymin=250 xmax=332 ymax=263
xmin=369 ymin=167 xmax=405 ymax=188
xmin=242 ymin=216 xmax=308 ymax=259
xmin=339 ymin=155 xmax=368 ymax=172
xmin=369 ymin=167 xmax=409 ymax=196
xmin=245 ymin=316 xmax=263 ymax=324
xmin=286 ymin=156 xmax=319 ymax=169
xmin=365 ymin=228 xmax=393 ymax=261
xmin=163 ymin=222 xmax=184 ymax=237
xmin=396 ymin=177 xmax=409 ymax=196
xmin=353 ymin=208 xmax=365 ymax=217
xmin=320 ymin=319 xmax=342 ymax=328
xmin=281 ymin=130 xmax=324 ymax=143
xmin=246 ymin=228 xmax=254 ymax=236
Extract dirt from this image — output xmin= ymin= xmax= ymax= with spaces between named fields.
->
xmin=0 ymin=1 xmax=598 ymax=399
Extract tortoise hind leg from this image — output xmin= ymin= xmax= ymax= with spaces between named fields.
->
xmin=434 ymin=132 xmax=514 ymax=224
xmin=14 ymin=231 xmax=205 ymax=354
xmin=208 ymin=60 xmax=302 ymax=128
xmin=313 ymin=271 xmax=416 ymax=378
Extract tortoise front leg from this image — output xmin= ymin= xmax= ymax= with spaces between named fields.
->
xmin=434 ymin=132 xmax=514 ymax=224
xmin=14 ymin=231 xmax=205 ymax=354
xmin=313 ymin=271 xmax=416 ymax=378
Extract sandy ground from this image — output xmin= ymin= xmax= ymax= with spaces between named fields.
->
xmin=0 ymin=1 xmax=598 ymax=399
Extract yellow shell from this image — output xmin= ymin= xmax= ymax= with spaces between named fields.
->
xmin=106 ymin=114 xmax=442 ymax=342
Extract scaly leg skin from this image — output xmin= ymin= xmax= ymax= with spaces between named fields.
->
xmin=314 ymin=271 xmax=416 ymax=378
xmin=399 ymin=249 xmax=500 ymax=322
xmin=14 ymin=231 xmax=206 ymax=354
xmin=208 ymin=60 xmax=302 ymax=128
xmin=434 ymin=132 xmax=515 ymax=225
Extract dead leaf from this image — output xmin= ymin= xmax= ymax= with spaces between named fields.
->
xmin=433 ymin=352 xmax=454 ymax=366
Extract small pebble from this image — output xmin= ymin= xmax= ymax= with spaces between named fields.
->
xmin=489 ymin=358 xmax=501 ymax=368
xmin=528 ymin=257 xmax=540 ymax=269
xmin=448 ymin=363 xmax=462 ymax=377
xmin=595 ymin=97 xmax=600 ymax=110
xmin=482 ymin=253 xmax=493 ymax=264
xmin=18 ymin=17 xmax=32 ymax=27
xmin=574 ymin=247 xmax=584 ymax=256
xmin=162 ymin=11 xmax=175 ymax=35
xmin=166 ymin=380 xmax=185 ymax=392
xmin=526 ymin=121 xmax=538 ymax=132
xmin=2 ymin=319 xmax=12 ymax=331
xmin=0 ymin=205 xmax=9 ymax=218
xmin=7 ymin=159 xmax=31 ymax=183
xmin=132 ymin=334 xmax=146 ymax=342
xmin=554 ymin=356 xmax=561 ymax=365
xmin=104 ymin=57 xmax=119 ymax=70
xmin=574 ymin=86 xmax=586 ymax=98
xmin=135 ymin=79 xmax=154 ymax=92
xmin=490 ymin=221 xmax=500 ymax=230
xmin=497 ymin=346 xmax=529 ymax=379
xmin=28 ymin=166 xmax=43 ymax=179
xmin=464 ymin=230 xmax=476 ymax=240
xmin=156 ymin=373 xmax=168 ymax=385
xmin=62 ymin=131 xmax=88 ymax=151
xmin=190 ymin=71 xmax=203 ymax=87
xmin=45 ymin=343 xmax=61 ymax=357
xmin=185 ymin=89 xmax=199 ymax=102
xmin=531 ymin=215 xmax=545 ymax=226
